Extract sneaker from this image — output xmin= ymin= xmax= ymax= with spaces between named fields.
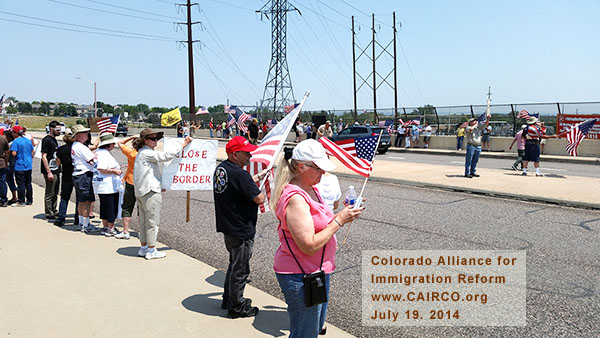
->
xmin=115 ymin=232 xmax=130 ymax=240
xmin=222 ymin=298 xmax=252 ymax=310
xmin=45 ymin=215 xmax=57 ymax=220
xmin=0 ymin=202 xmax=8 ymax=207
xmin=471 ymin=173 xmax=480 ymax=177
xmin=511 ymin=164 xmax=518 ymax=171
xmin=521 ymin=172 xmax=527 ymax=176
xmin=25 ymin=202 xmax=33 ymax=206
xmin=464 ymin=174 xmax=472 ymax=178
xmin=84 ymin=225 xmax=101 ymax=233
xmin=7 ymin=200 xmax=17 ymax=206
xmin=76 ymin=224 xmax=83 ymax=232
xmin=104 ymin=228 xmax=118 ymax=237
xmin=228 ymin=305 xmax=259 ymax=319
xmin=536 ymin=173 xmax=544 ymax=177
xmin=12 ymin=202 xmax=26 ymax=207
xmin=145 ymin=249 xmax=166 ymax=260
xmin=138 ymin=247 xmax=148 ymax=257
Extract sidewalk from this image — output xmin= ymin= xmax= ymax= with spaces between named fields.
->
xmin=0 ymin=184 xmax=353 ymax=338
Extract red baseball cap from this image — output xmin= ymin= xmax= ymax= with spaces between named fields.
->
xmin=226 ymin=136 xmax=257 ymax=154
xmin=12 ymin=126 xmax=24 ymax=134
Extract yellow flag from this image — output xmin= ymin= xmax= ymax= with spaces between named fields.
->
xmin=161 ymin=107 xmax=182 ymax=127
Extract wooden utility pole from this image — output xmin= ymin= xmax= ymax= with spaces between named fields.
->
xmin=372 ymin=14 xmax=377 ymax=123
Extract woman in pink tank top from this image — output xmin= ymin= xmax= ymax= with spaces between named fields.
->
xmin=271 ymin=139 xmax=364 ymax=337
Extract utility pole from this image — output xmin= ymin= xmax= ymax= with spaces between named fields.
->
xmin=177 ymin=0 xmax=201 ymax=119
xmin=257 ymin=0 xmax=300 ymax=120
xmin=176 ymin=0 xmax=201 ymax=223
xmin=352 ymin=16 xmax=357 ymax=122
xmin=372 ymin=14 xmax=377 ymax=123
xmin=393 ymin=12 xmax=398 ymax=123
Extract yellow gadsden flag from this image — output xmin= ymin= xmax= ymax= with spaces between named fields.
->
xmin=161 ymin=107 xmax=182 ymax=127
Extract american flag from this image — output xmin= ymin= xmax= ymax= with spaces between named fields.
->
xmin=196 ymin=106 xmax=209 ymax=115
xmin=232 ymin=106 xmax=250 ymax=133
xmin=565 ymin=119 xmax=597 ymax=156
xmin=96 ymin=115 xmax=120 ymax=133
xmin=411 ymin=119 xmax=421 ymax=125
xmin=266 ymin=119 xmax=277 ymax=129
xmin=319 ymin=137 xmax=374 ymax=177
xmin=225 ymin=114 xmax=236 ymax=129
xmin=517 ymin=110 xmax=539 ymax=119
xmin=460 ymin=113 xmax=487 ymax=128
xmin=378 ymin=120 xmax=394 ymax=133
xmin=284 ymin=103 xmax=299 ymax=113
xmin=330 ymin=135 xmax=378 ymax=162
xmin=246 ymin=94 xmax=307 ymax=213
xmin=224 ymin=105 xmax=231 ymax=114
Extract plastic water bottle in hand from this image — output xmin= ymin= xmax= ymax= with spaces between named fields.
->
xmin=345 ymin=186 xmax=357 ymax=207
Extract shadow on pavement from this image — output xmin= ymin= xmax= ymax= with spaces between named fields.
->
xmin=205 ymin=270 xmax=225 ymax=288
xmin=116 ymin=246 xmax=172 ymax=257
xmin=445 ymin=174 xmax=470 ymax=178
xmin=503 ymin=173 xmax=566 ymax=179
xmin=181 ymin=293 xmax=289 ymax=337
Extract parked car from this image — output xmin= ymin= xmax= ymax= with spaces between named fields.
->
xmin=331 ymin=125 xmax=392 ymax=154
xmin=115 ymin=123 xmax=128 ymax=137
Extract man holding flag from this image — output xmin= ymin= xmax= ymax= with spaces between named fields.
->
xmin=521 ymin=117 xmax=557 ymax=176
xmin=214 ymin=136 xmax=266 ymax=319
xmin=464 ymin=113 xmax=490 ymax=178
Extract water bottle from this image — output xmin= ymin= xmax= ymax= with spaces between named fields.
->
xmin=344 ymin=186 xmax=357 ymax=207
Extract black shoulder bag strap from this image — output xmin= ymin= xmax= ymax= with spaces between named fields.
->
xmin=282 ymin=229 xmax=326 ymax=274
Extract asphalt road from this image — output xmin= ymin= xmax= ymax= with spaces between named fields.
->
xmin=379 ymin=152 xmax=600 ymax=178
xmin=29 ymin=150 xmax=600 ymax=337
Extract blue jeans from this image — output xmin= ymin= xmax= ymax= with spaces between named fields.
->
xmin=14 ymin=170 xmax=33 ymax=204
xmin=58 ymin=179 xmax=79 ymax=223
xmin=210 ymin=129 xmax=213 ymax=138
xmin=223 ymin=235 xmax=254 ymax=312
xmin=465 ymin=144 xmax=481 ymax=175
xmin=276 ymin=273 xmax=330 ymax=338
xmin=0 ymin=168 xmax=7 ymax=203
xmin=456 ymin=136 xmax=464 ymax=150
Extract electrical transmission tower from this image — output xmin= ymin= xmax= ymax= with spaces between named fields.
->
xmin=257 ymin=0 xmax=300 ymax=119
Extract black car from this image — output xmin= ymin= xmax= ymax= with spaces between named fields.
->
xmin=115 ymin=123 xmax=128 ymax=137
xmin=331 ymin=125 xmax=392 ymax=154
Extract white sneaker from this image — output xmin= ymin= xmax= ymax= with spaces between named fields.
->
xmin=138 ymin=247 xmax=148 ymax=257
xmin=115 ymin=232 xmax=130 ymax=240
xmin=104 ymin=228 xmax=118 ymax=237
xmin=145 ymin=249 xmax=166 ymax=260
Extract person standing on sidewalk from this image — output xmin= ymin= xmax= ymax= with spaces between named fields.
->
xmin=10 ymin=126 xmax=34 ymax=206
xmin=422 ymin=122 xmax=433 ymax=149
xmin=456 ymin=125 xmax=465 ymax=150
xmin=54 ymin=131 xmax=77 ymax=227
xmin=71 ymin=125 xmax=99 ymax=232
xmin=213 ymin=136 xmax=265 ymax=318
xmin=508 ymin=125 xmax=527 ymax=171
xmin=395 ymin=122 xmax=405 ymax=148
xmin=134 ymin=129 xmax=192 ymax=260
xmin=0 ymin=132 xmax=9 ymax=207
xmin=94 ymin=134 xmax=122 ymax=237
xmin=521 ymin=118 xmax=557 ymax=177
xmin=464 ymin=114 xmax=490 ymax=178
xmin=115 ymin=135 xmax=141 ymax=240
xmin=41 ymin=121 xmax=61 ymax=220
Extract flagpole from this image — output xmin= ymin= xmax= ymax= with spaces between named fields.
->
xmin=355 ymin=129 xmax=383 ymax=208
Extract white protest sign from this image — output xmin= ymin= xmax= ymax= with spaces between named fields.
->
xmin=162 ymin=138 xmax=218 ymax=191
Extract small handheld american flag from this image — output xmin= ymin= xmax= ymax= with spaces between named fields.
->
xmin=96 ymin=115 xmax=120 ymax=134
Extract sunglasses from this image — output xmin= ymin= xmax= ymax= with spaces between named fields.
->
xmin=146 ymin=137 xmax=159 ymax=141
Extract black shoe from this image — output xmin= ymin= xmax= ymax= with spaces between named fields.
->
xmin=319 ymin=326 xmax=327 ymax=335
xmin=228 ymin=305 xmax=259 ymax=319
xmin=0 ymin=202 xmax=7 ymax=207
xmin=25 ymin=202 xmax=33 ymax=206
xmin=222 ymin=298 xmax=252 ymax=310
xmin=464 ymin=174 xmax=472 ymax=178
xmin=7 ymin=200 xmax=17 ymax=206
xmin=53 ymin=220 xmax=65 ymax=227
xmin=471 ymin=173 xmax=480 ymax=177
xmin=46 ymin=215 xmax=57 ymax=220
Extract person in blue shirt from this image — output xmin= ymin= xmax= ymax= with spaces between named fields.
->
xmin=9 ymin=126 xmax=34 ymax=206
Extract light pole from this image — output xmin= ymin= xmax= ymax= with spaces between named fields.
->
xmin=76 ymin=77 xmax=97 ymax=117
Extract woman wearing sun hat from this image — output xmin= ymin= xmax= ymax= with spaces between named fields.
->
xmin=94 ymin=133 xmax=123 ymax=237
xmin=271 ymin=139 xmax=364 ymax=337
xmin=133 ymin=129 xmax=192 ymax=260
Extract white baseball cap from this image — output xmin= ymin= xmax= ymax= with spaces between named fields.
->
xmin=292 ymin=139 xmax=337 ymax=172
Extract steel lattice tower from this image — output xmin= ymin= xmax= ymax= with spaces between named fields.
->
xmin=257 ymin=0 xmax=300 ymax=118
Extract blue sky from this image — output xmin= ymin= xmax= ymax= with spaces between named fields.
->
xmin=1 ymin=0 xmax=599 ymax=111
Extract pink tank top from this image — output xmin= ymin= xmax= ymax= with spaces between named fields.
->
xmin=274 ymin=184 xmax=337 ymax=274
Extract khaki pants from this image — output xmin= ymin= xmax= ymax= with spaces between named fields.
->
xmin=43 ymin=172 xmax=60 ymax=216
xmin=136 ymin=191 xmax=161 ymax=246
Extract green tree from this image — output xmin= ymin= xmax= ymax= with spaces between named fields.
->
xmin=17 ymin=102 xmax=32 ymax=114
xmin=6 ymin=106 xmax=17 ymax=114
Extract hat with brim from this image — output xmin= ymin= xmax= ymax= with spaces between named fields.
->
xmin=11 ymin=126 xmax=24 ymax=134
xmin=72 ymin=124 xmax=90 ymax=135
xmin=140 ymin=128 xmax=164 ymax=141
xmin=527 ymin=117 xmax=539 ymax=125
xmin=292 ymin=139 xmax=336 ymax=172
xmin=62 ymin=129 xmax=74 ymax=143
xmin=226 ymin=136 xmax=257 ymax=154
xmin=98 ymin=133 xmax=117 ymax=148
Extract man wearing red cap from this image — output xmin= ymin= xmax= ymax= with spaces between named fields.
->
xmin=214 ymin=136 xmax=266 ymax=318
xmin=10 ymin=126 xmax=34 ymax=206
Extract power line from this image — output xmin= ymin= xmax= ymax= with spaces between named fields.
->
xmin=292 ymin=1 xmax=347 ymax=29
xmin=336 ymin=0 xmax=391 ymax=27
xmin=48 ymin=0 xmax=174 ymax=23
xmin=207 ymin=0 xmax=255 ymax=11
xmin=0 ymin=10 xmax=177 ymax=40
xmin=86 ymin=0 xmax=180 ymax=20
xmin=397 ymin=37 xmax=427 ymax=103
xmin=0 ymin=17 xmax=175 ymax=42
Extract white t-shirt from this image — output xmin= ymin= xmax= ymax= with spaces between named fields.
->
xmin=94 ymin=148 xmax=122 ymax=194
xmin=71 ymin=141 xmax=95 ymax=175
xmin=423 ymin=125 xmax=432 ymax=137
xmin=315 ymin=174 xmax=341 ymax=212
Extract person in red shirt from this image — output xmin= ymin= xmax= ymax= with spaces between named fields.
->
xmin=521 ymin=118 xmax=557 ymax=176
